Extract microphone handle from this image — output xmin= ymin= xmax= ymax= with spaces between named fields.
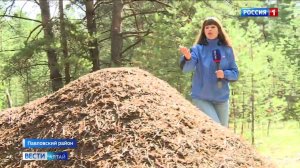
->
xmin=216 ymin=63 xmax=222 ymax=88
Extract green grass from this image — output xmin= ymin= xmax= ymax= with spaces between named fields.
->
xmin=234 ymin=121 xmax=300 ymax=168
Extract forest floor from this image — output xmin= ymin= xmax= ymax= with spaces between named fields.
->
xmin=0 ymin=67 xmax=275 ymax=167
xmin=235 ymin=122 xmax=300 ymax=168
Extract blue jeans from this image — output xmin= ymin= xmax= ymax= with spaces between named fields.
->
xmin=192 ymin=99 xmax=229 ymax=127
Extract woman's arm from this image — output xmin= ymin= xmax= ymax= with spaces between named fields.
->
xmin=179 ymin=45 xmax=199 ymax=73
xmin=224 ymin=47 xmax=239 ymax=81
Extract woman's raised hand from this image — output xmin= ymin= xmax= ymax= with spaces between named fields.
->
xmin=179 ymin=46 xmax=191 ymax=60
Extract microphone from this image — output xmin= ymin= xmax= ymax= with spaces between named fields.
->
xmin=212 ymin=49 xmax=222 ymax=88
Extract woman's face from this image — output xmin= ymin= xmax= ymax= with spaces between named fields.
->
xmin=204 ymin=24 xmax=219 ymax=40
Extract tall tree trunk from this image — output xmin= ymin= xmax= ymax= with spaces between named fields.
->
xmin=232 ymin=89 xmax=237 ymax=133
xmin=251 ymin=75 xmax=255 ymax=145
xmin=5 ymin=88 xmax=12 ymax=108
xmin=111 ymin=0 xmax=123 ymax=66
xmin=39 ymin=0 xmax=63 ymax=91
xmin=241 ymin=90 xmax=245 ymax=135
xmin=267 ymin=119 xmax=271 ymax=136
xmin=26 ymin=70 xmax=30 ymax=103
xmin=250 ymin=44 xmax=255 ymax=145
xmin=85 ymin=0 xmax=100 ymax=71
xmin=59 ymin=0 xmax=70 ymax=84
xmin=267 ymin=79 xmax=274 ymax=136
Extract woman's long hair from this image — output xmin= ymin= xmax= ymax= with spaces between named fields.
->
xmin=194 ymin=17 xmax=232 ymax=47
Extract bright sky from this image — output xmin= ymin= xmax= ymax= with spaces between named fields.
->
xmin=8 ymin=0 xmax=84 ymax=19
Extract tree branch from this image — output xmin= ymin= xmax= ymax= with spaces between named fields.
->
xmin=122 ymin=30 xmax=152 ymax=35
xmin=125 ymin=0 xmax=171 ymax=7
xmin=33 ymin=26 xmax=44 ymax=40
xmin=3 ymin=0 xmax=15 ymax=15
xmin=100 ymin=29 xmax=110 ymax=34
xmin=148 ymin=0 xmax=171 ymax=7
xmin=121 ymin=29 xmax=151 ymax=54
xmin=20 ymin=0 xmax=29 ymax=17
xmin=0 ymin=49 xmax=21 ymax=52
xmin=33 ymin=0 xmax=40 ymax=6
xmin=25 ymin=63 xmax=49 ymax=68
xmin=94 ymin=0 xmax=112 ymax=12
xmin=70 ymin=1 xmax=86 ymax=12
xmin=99 ymin=36 xmax=111 ymax=43
xmin=0 ymin=15 xmax=42 ymax=23
xmin=2 ymin=36 xmax=23 ymax=43
xmin=121 ymin=38 xmax=143 ymax=55
xmin=26 ymin=24 xmax=43 ymax=44
xmin=122 ymin=10 xmax=166 ymax=20
xmin=123 ymin=34 xmax=143 ymax=38
xmin=129 ymin=3 xmax=140 ymax=32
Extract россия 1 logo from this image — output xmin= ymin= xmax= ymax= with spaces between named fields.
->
xmin=241 ymin=8 xmax=278 ymax=17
